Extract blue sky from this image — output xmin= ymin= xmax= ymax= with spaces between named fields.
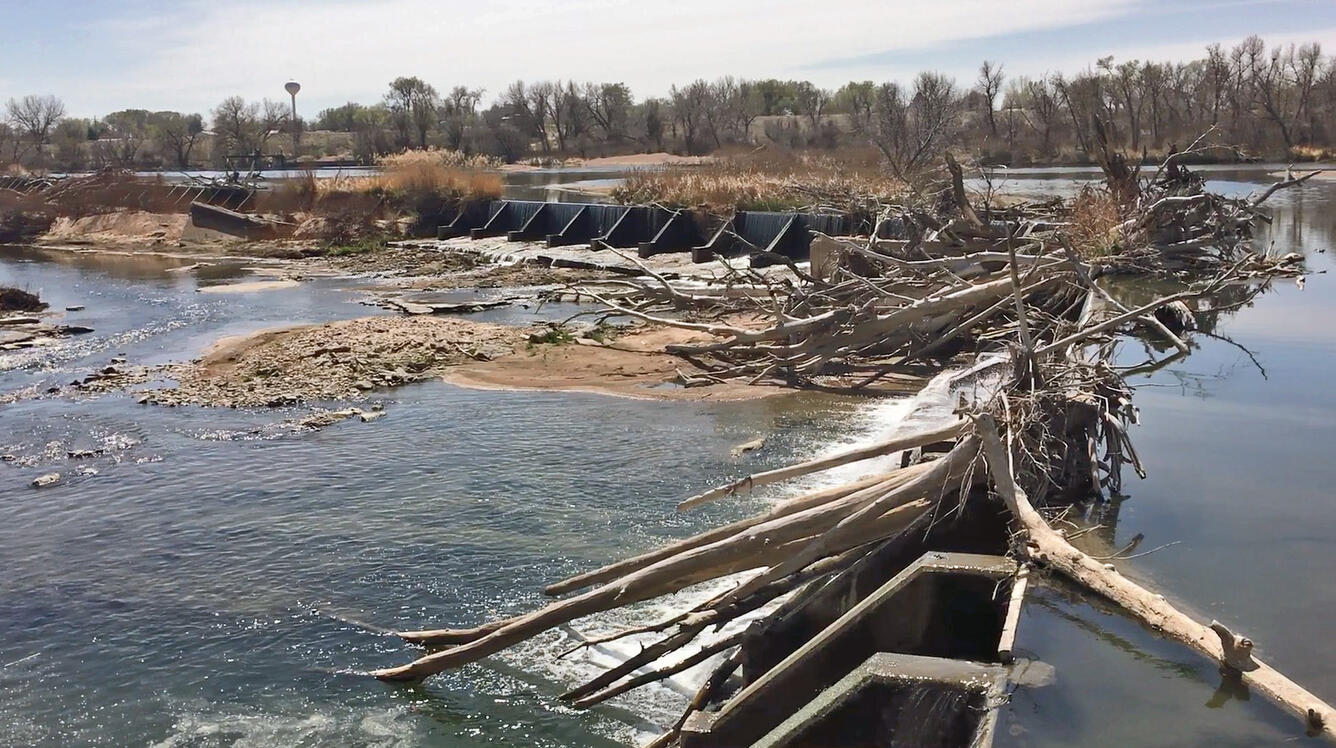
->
xmin=1 ymin=0 xmax=1333 ymax=118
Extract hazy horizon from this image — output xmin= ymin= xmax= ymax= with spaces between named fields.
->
xmin=5 ymin=0 xmax=1335 ymax=118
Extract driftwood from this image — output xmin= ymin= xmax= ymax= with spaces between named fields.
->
xmin=362 ymin=153 xmax=1328 ymax=745
xmin=676 ymin=420 xmax=964 ymax=510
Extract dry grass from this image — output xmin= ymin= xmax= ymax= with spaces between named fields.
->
xmin=380 ymin=148 xmax=502 ymax=172
xmin=610 ymin=150 xmax=903 ymax=214
xmin=1067 ymin=186 xmax=1124 ymax=258
xmin=1289 ymin=145 xmax=1336 ymax=162
xmin=264 ymin=149 xmax=504 ymax=237
xmin=313 ymin=149 xmax=503 ymax=199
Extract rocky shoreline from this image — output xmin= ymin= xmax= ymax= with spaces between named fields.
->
xmin=137 ymin=316 xmax=526 ymax=408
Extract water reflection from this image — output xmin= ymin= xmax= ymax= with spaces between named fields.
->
xmin=502 ymin=169 xmax=628 ymax=203
xmin=0 ymin=244 xmax=200 ymax=283
xmin=1001 ymin=587 xmax=1307 ymax=748
xmin=996 ymin=170 xmax=1336 ymax=746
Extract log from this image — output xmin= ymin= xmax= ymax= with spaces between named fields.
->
xmin=548 ymin=470 xmax=906 ymax=596
xmin=645 ymin=650 xmax=743 ymax=748
xmin=1058 ymin=242 xmax=1189 ymax=355
xmin=705 ymin=435 xmax=979 ymax=610
xmin=571 ymin=629 xmax=747 ymax=708
xmin=677 ymin=421 xmax=964 ymax=510
xmin=977 ymin=415 xmax=1336 ymax=742
xmin=1034 ymin=286 xmax=1212 ymax=357
xmin=375 ymin=498 xmax=933 ymax=680
xmin=558 ymin=545 xmax=869 ymax=660
xmin=561 ymin=617 xmax=711 ymax=703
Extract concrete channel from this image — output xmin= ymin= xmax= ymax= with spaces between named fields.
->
xmin=681 ymin=552 xmax=1026 ymax=748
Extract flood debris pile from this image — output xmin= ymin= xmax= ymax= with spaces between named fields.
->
xmin=1087 ymin=146 xmax=1321 ymax=273
xmin=364 ymin=159 xmax=1333 ymax=746
xmin=571 ymin=156 xmax=1309 ymax=395
xmin=0 ymin=286 xmax=48 ymax=314
xmin=141 ymin=316 xmax=525 ymax=408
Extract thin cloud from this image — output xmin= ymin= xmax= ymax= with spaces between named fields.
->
xmin=70 ymin=0 xmax=1144 ymax=114
xmin=20 ymin=0 xmax=1328 ymax=116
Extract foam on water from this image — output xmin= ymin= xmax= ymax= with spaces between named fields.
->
xmin=148 ymin=701 xmax=421 ymax=748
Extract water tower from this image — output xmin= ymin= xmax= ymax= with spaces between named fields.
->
xmin=285 ymin=80 xmax=301 ymax=156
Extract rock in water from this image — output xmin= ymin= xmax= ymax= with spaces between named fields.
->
xmin=731 ymin=436 xmax=767 ymax=458
xmin=31 ymin=473 xmax=61 ymax=488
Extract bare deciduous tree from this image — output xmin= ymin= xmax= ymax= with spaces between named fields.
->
xmin=98 ymin=109 xmax=152 ymax=166
xmin=384 ymin=76 xmax=438 ymax=149
xmin=1021 ymin=76 xmax=1061 ymax=155
xmin=641 ymin=97 xmax=666 ymax=150
xmin=11 ymin=34 xmax=1336 ymax=171
xmin=977 ymin=61 xmax=1004 ymax=136
xmin=6 ymin=94 xmax=65 ymax=148
xmin=259 ymin=99 xmax=291 ymax=151
xmin=441 ymin=86 xmax=484 ymax=151
xmin=794 ymin=81 xmax=831 ymax=132
xmin=584 ymin=82 xmax=633 ymax=144
xmin=150 ymin=112 xmax=204 ymax=168
xmin=212 ymin=96 xmax=262 ymax=155
xmin=670 ymin=80 xmax=712 ymax=155
xmin=867 ymin=72 xmax=962 ymax=180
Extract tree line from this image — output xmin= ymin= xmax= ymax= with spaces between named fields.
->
xmin=2 ymin=35 xmax=1332 ymax=173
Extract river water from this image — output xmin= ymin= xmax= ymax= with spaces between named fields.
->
xmin=1 ymin=168 xmax=1333 ymax=746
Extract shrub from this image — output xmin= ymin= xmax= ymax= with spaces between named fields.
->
xmin=0 ymin=286 xmax=47 ymax=313
xmin=527 ymin=324 xmax=576 ymax=346
xmin=263 ymin=150 xmax=504 ymax=238
xmin=309 ymin=150 xmax=503 ymax=208
xmin=1067 ymin=186 xmax=1123 ymax=258
xmin=610 ymin=150 xmax=903 ymax=215
xmin=1289 ymin=145 xmax=1334 ymax=162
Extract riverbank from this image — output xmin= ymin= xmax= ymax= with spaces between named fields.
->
xmin=2 ymin=227 xmax=785 ymax=408
xmin=446 ymin=324 xmax=778 ymax=402
xmin=141 ymin=316 xmax=525 ymax=408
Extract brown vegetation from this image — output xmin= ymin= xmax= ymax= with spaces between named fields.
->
xmin=1067 ymin=187 xmax=1123 ymax=258
xmin=0 ymin=150 xmax=502 ymax=249
xmin=0 ymin=286 xmax=47 ymax=313
xmin=610 ymin=149 xmax=903 ymax=213
xmin=263 ymin=150 xmax=503 ymax=240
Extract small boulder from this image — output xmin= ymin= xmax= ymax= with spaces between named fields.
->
xmin=31 ymin=473 xmax=61 ymax=488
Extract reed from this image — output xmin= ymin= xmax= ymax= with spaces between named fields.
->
xmin=611 ymin=150 xmax=904 ymax=214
